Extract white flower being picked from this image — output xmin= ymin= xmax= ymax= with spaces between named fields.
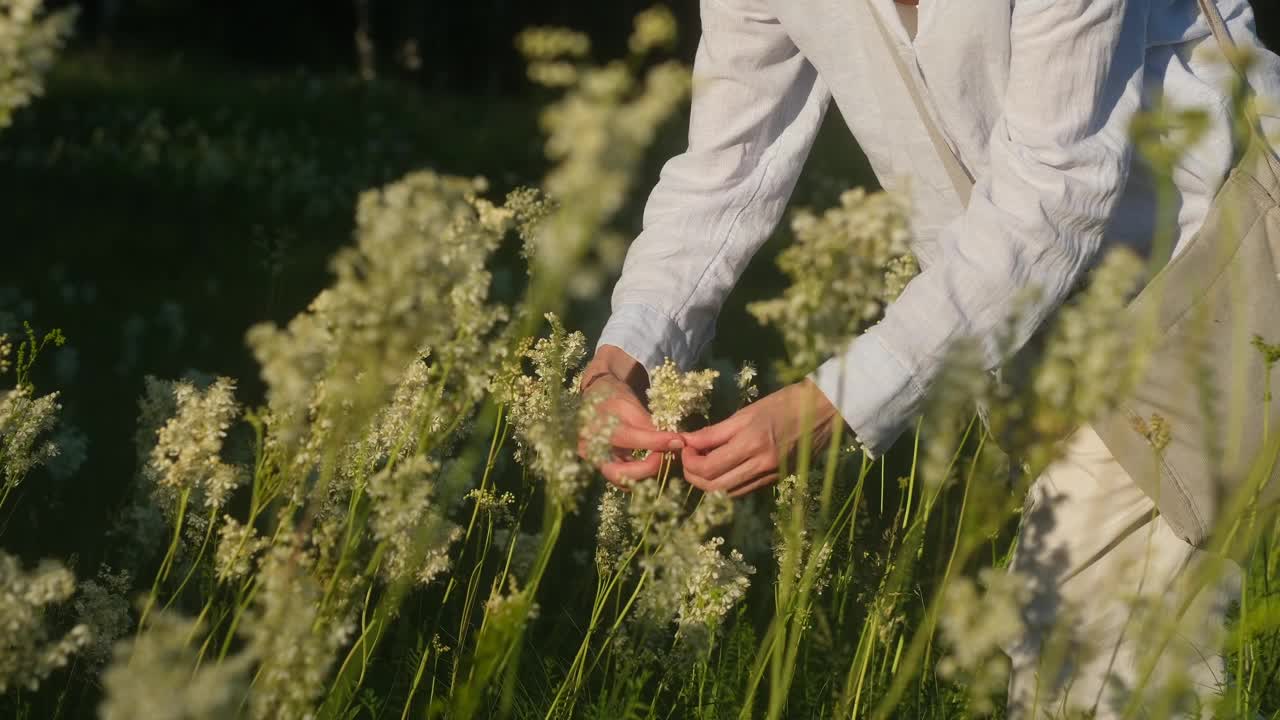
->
xmin=646 ymin=359 xmax=719 ymax=432
xmin=0 ymin=551 xmax=90 ymax=693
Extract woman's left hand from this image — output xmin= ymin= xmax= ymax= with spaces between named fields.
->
xmin=680 ymin=378 xmax=842 ymax=497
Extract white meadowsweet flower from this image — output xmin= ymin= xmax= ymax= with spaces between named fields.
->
xmin=248 ymin=170 xmax=509 ymax=478
xmin=0 ymin=551 xmax=90 ymax=692
xmin=594 ymin=486 xmax=633 ymax=574
xmin=937 ymin=568 xmax=1032 ymax=714
xmin=99 ymin=609 xmax=249 ymax=720
xmin=213 ymin=516 xmax=267 ymax=584
xmin=242 ymin=545 xmax=353 ymax=720
xmin=0 ymin=383 xmax=60 ymax=489
xmin=73 ymin=566 xmax=132 ymax=670
xmin=0 ymin=0 xmax=76 ymax=130
xmin=139 ymin=375 xmax=244 ymax=517
xmin=736 ymin=362 xmax=760 ymax=405
xmin=365 ymin=455 xmax=461 ymax=586
xmin=626 ymin=479 xmax=754 ymax=656
xmin=500 ymin=314 xmax=594 ymax=513
xmin=646 ymin=359 xmax=719 ymax=432
xmin=628 ymin=6 xmax=677 ymax=55
xmin=749 ymin=188 xmax=915 ymax=380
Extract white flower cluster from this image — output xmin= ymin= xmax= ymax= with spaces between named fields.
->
xmin=628 ymin=5 xmax=677 ymax=55
xmin=213 ymin=515 xmax=267 ymax=584
xmin=72 ymin=566 xmax=132 ymax=670
xmin=627 ymin=479 xmax=754 ymax=655
xmin=675 ymin=537 xmax=753 ymax=649
xmin=984 ymin=248 xmax=1147 ymax=473
xmin=0 ymin=382 xmax=60 ymax=490
xmin=516 ymin=27 xmax=589 ymax=88
xmin=736 ymin=362 xmax=760 ymax=406
xmin=0 ymin=0 xmax=75 ymax=130
xmin=242 ymin=545 xmax=353 ymax=720
xmin=749 ymin=188 xmax=915 ymax=380
xmin=139 ymin=375 xmax=243 ymax=518
xmin=646 ymin=359 xmax=719 ymax=432
xmin=99 ymin=609 xmax=250 ymax=720
xmin=365 ymin=455 xmax=461 ymax=586
xmin=0 ymin=551 xmax=89 ymax=692
xmin=771 ymin=474 xmax=836 ymax=594
xmin=248 ymin=170 xmax=509 ymax=467
xmin=1030 ymin=248 xmax=1146 ymax=438
xmin=341 ymin=351 xmax=434 ymax=481
xmin=497 ymin=314 xmax=593 ymax=512
xmin=518 ymin=21 xmax=691 ymax=299
xmin=593 ymin=486 xmax=632 ymax=575
xmin=937 ymin=568 xmax=1031 ymax=714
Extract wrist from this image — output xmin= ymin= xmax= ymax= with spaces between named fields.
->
xmin=797 ymin=377 xmax=841 ymax=426
xmin=586 ymin=345 xmax=648 ymax=392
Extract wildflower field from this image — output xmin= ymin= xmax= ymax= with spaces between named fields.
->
xmin=2 ymin=3 xmax=1280 ymax=718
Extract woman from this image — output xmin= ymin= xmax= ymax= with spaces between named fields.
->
xmin=578 ymin=0 xmax=1280 ymax=715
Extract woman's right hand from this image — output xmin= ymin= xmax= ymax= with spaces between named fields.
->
xmin=578 ymin=345 xmax=684 ymax=489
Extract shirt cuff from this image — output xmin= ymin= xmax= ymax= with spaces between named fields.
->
xmin=596 ymin=303 xmax=698 ymax=375
xmin=809 ymin=330 xmax=927 ymax=457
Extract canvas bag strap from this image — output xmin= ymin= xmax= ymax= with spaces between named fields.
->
xmin=1196 ymin=0 xmax=1247 ymax=80
xmin=865 ymin=0 xmax=974 ymax=205
xmin=1195 ymin=0 xmax=1273 ymax=152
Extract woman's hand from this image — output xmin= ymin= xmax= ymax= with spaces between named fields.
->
xmin=578 ymin=345 xmax=684 ymax=489
xmin=680 ymin=378 xmax=841 ymax=497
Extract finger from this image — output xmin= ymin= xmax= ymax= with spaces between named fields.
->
xmin=682 ymin=414 xmax=749 ymax=451
xmin=684 ymin=469 xmax=713 ymax=491
xmin=729 ymin=473 xmax=779 ymax=498
xmin=682 ymin=439 xmax=751 ymax=481
xmin=611 ymin=423 xmax=683 ymax=453
xmin=608 ymin=397 xmax=660 ymax=430
xmin=705 ymin=457 xmax=770 ymax=494
xmin=601 ymin=453 xmax=664 ymax=487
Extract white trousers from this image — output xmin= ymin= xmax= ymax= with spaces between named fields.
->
xmin=1005 ymin=425 xmax=1242 ymax=719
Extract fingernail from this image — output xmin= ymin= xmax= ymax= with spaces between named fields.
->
xmin=668 ymin=438 xmax=684 ymax=451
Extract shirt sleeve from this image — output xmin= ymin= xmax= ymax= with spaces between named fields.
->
xmin=812 ymin=0 xmax=1149 ymax=454
xmin=597 ymin=0 xmax=831 ymax=373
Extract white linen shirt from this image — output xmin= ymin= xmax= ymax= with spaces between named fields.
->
xmin=597 ymin=0 xmax=1280 ymax=454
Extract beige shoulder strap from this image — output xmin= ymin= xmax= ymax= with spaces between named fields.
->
xmin=865 ymin=0 xmax=974 ymax=205
xmin=1195 ymin=0 xmax=1246 ymax=78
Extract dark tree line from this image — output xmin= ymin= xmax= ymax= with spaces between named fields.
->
xmin=65 ymin=0 xmax=1280 ymax=97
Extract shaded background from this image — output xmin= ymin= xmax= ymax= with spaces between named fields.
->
xmin=1 ymin=0 xmax=1277 ymax=569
